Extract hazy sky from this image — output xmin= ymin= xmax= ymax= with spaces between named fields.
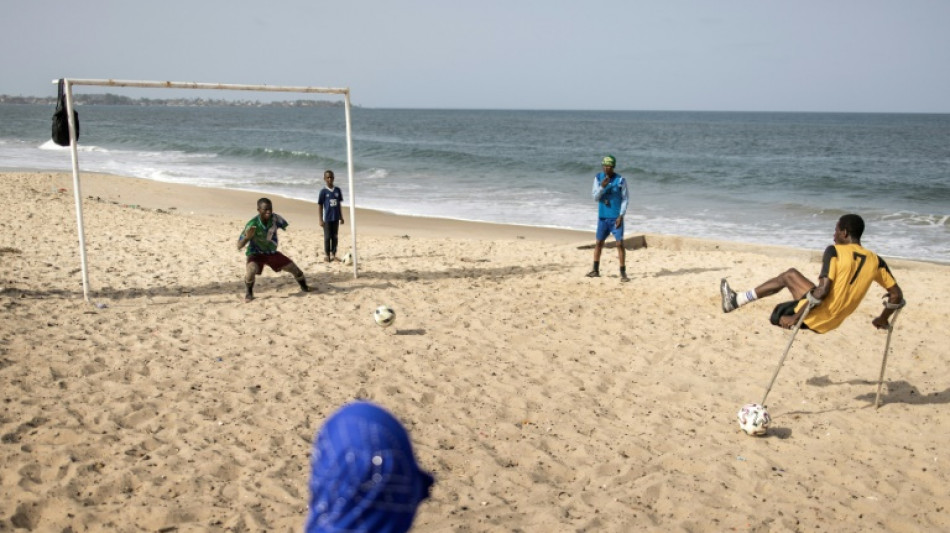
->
xmin=2 ymin=1 xmax=948 ymax=112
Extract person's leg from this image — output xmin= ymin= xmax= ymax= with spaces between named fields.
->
xmin=589 ymin=219 xmax=610 ymax=277
xmin=754 ymin=268 xmax=816 ymax=301
xmin=614 ymin=227 xmax=628 ymax=282
xmin=722 ymin=268 xmax=815 ymax=313
xmin=244 ymin=260 xmax=262 ymax=302
xmin=322 ymin=224 xmax=332 ymax=262
xmin=283 ymin=261 xmax=311 ymax=292
xmin=328 ymin=221 xmax=339 ymax=260
xmin=588 ymin=241 xmax=604 ymax=277
xmin=617 ymin=245 xmax=628 ymax=282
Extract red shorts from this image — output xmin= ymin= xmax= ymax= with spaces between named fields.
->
xmin=247 ymin=252 xmax=293 ymax=273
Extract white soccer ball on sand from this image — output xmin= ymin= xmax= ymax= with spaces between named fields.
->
xmin=737 ymin=403 xmax=771 ymax=436
xmin=341 ymin=252 xmax=353 ymax=265
xmin=374 ymin=305 xmax=395 ymax=328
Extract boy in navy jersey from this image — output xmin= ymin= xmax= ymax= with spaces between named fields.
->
xmin=317 ymin=170 xmax=345 ymax=262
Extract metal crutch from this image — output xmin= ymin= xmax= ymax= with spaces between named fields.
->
xmin=874 ymin=298 xmax=907 ymax=409
xmin=761 ymin=292 xmax=823 ymax=406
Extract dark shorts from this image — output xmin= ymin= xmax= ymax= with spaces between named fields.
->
xmin=247 ymin=252 xmax=293 ymax=273
xmin=770 ymin=300 xmax=811 ymax=330
xmin=596 ymin=217 xmax=624 ymax=242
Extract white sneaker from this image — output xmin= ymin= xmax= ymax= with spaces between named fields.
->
xmin=721 ymin=278 xmax=739 ymax=313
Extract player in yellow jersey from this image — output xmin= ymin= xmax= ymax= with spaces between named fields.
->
xmin=720 ymin=214 xmax=903 ymax=333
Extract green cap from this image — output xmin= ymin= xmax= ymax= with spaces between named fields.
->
xmin=602 ymin=155 xmax=616 ymax=167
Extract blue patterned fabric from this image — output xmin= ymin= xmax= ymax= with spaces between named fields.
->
xmin=306 ymin=402 xmax=434 ymax=533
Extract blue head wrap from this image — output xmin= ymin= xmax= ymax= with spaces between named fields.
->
xmin=306 ymin=402 xmax=434 ymax=533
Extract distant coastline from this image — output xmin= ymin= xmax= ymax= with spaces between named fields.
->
xmin=0 ymin=94 xmax=348 ymax=108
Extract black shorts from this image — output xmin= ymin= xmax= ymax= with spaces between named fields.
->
xmin=770 ymin=300 xmax=811 ymax=330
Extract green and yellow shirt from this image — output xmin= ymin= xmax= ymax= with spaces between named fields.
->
xmin=242 ymin=214 xmax=288 ymax=256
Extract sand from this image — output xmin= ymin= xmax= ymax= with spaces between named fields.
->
xmin=1 ymin=171 xmax=948 ymax=532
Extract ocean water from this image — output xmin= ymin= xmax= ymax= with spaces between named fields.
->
xmin=1 ymin=104 xmax=948 ymax=263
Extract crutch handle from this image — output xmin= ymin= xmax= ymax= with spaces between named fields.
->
xmin=883 ymin=298 xmax=906 ymax=310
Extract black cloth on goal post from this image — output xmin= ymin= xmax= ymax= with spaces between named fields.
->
xmin=51 ymin=78 xmax=80 ymax=146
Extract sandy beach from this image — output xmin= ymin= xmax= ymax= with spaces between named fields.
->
xmin=2 ymin=170 xmax=948 ymax=532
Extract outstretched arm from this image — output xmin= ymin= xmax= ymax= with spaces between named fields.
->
xmin=872 ymin=284 xmax=904 ymax=329
xmin=237 ymin=226 xmax=255 ymax=250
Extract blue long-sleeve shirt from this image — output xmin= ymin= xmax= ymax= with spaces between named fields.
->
xmin=592 ymin=172 xmax=628 ymax=219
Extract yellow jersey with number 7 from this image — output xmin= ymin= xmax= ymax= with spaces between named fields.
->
xmin=798 ymin=243 xmax=898 ymax=333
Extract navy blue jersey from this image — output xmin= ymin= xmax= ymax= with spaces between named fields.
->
xmin=318 ymin=187 xmax=344 ymax=222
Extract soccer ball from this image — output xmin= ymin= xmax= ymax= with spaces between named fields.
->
xmin=737 ymin=403 xmax=771 ymax=436
xmin=341 ymin=252 xmax=353 ymax=265
xmin=374 ymin=305 xmax=395 ymax=328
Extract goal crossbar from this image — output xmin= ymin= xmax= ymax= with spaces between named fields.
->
xmin=63 ymin=78 xmax=350 ymax=95
xmin=53 ymin=78 xmax=360 ymax=301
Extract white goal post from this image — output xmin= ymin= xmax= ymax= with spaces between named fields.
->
xmin=52 ymin=78 xmax=360 ymax=302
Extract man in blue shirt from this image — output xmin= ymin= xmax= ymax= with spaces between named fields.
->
xmin=587 ymin=155 xmax=630 ymax=282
